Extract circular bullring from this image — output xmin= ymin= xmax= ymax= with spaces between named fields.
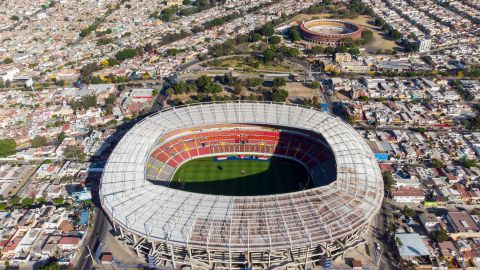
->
xmin=299 ymin=19 xmax=362 ymax=45
xmin=100 ymin=102 xmax=383 ymax=269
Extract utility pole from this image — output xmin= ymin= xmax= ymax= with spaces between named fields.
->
xmin=304 ymin=62 xmax=308 ymax=84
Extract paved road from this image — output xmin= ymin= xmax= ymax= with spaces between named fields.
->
xmin=77 ymin=182 xmax=109 ymax=270
xmin=372 ymin=200 xmax=398 ymax=270
xmin=311 ymin=73 xmax=335 ymax=113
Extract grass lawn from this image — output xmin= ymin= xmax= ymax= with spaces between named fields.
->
xmin=171 ymin=156 xmax=311 ymax=196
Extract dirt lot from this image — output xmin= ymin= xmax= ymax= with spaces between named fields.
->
xmin=334 ymin=90 xmax=352 ymax=102
xmin=285 ymin=82 xmax=320 ymax=104
xmin=283 ymin=14 xmax=398 ymax=52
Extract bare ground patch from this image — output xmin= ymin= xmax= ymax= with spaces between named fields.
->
xmin=285 ymin=82 xmax=321 ymax=104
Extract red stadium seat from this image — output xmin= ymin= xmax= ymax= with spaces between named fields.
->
xmin=150 ymin=129 xmax=329 ymax=171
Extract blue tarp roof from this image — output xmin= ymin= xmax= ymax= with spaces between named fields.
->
xmin=374 ymin=153 xmax=390 ymax=161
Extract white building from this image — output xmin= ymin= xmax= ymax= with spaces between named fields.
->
xmin=417 ymin=39 xmax=432 ymax=53
xmin=0 ymin=68 xmax=20 ymax=82
xmin=391 ymin=187 xmax=424 ymax=203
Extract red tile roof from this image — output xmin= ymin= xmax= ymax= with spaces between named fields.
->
xmin=379 ymin=163 xmax=393 ymax=172
xmin=58 ymin=236 xmax=80 ymax=245
xmin=100 ymin=253 xmax=114 ymax=262
xmin=447 ymin=211 xmax=480 ymax=233
xmin=391 ymin=187 xmax=424 ymax=197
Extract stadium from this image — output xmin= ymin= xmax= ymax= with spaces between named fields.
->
xmin=299 ymin=19 xmax=363 ymax=45
xmin=100 ymin=102 xmax=383 ymax=269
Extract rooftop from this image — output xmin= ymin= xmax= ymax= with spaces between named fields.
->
xmin=395 ymin=233 xmax=430 ymax=258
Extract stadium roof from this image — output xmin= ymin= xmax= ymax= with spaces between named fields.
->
xmin=100 ymin=102 xmax=383 ymax=251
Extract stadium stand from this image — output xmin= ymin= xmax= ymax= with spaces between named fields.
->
xmin=100 ymin=102 xmax=383 ymax=269
xmin=146 ymin=128 xmax=336 ymax=187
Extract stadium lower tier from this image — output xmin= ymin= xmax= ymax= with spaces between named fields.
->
xmin=146 ymin=128 xmax=336 ymax=189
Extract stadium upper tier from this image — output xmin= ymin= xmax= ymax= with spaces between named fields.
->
xmin=146 ymin=128 xmax=337 ymax=188
xmin=100 ymin=102 xmax=383 ymax=254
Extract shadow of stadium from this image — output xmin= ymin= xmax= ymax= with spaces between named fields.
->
xmin=170 ymin=157 xmax=313 ymax=196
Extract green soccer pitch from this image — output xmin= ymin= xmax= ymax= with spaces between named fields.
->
xmin=170 ymin=156 xmax=313 ymax=196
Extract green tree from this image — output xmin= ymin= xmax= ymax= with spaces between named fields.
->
xmin=160 ymin=6 xmax=177 ymax=22
xmin=260 ymin=22 xmax=275 ymax=37
xmin=3 ymin=58 xmax=13 ymax=64
xmin=382 ymin=171 xmax=395 ymax=191
xmin=271 ymin=89 xmax=289 ymax=102
xmin=106 ymin=119 xmax=117 ymax=126
xmin=166 ymin=48 xmax=181 ymax=56
xmin=0 ymin=139 xmax=16 ymax=157
xmin=53 ymin=197 xmax=64 ymax=205
xmin=56 ymin=132 xmax=66 ymax=144
xmin=195 ymin=75 xmax=222 ymax=93
xmin=36 ymin=197 xmax=46 ymax=204
xmin=96 ymin=37 xmax=114 ymax=46
xmin=431 ymin=159 xmax=444 ymax=168
xmin=21 ymin=197 xmax=35 ymax=207
xmin=463 ymin=159 xmax=477 ymax=168
xmin=63 ymin=145 xmax=86 ymax=161
xmin=310 ymin=46 xmax=324 ymax=55
xmin=251 ymin=33 xmax=263 ymax=42
xmin=106 ymin=93 xmax=116 ymax=105
xmin=402 ymin=206 xmax=415 ymax=219
xmin=232 ymin=84 xmax=243 ymax=95
xmin=263 ymin=49 xmax=276 ymax=62
xmin=360 ymin=29 xmax=373 ymax=44
xmin=288 ymin=26 xmax=301 ymax=42
xmin=244 ymin=78 xmax=264 ymax=88
xmin=80 ymin=62 xmax=101 ymax=82
xmin=270 ymin=35 xmax=281 ymax=44
xmin=10 ymin=15 xmax=19 ymax=21
xmin=39 ymin=262 xmax=60 ymax=270
xmin=115 ymin=48 xmax=139 ymax=61
xmin=31 ymin=136 xmax=47 ymax=148
xmin=395 ymin=236 xmax=403 ymax=247
xmin=311 ymin=81 xmax=320 ymax=89
xmin=272 ymin=77 xmax=287 ymax=88
xmin=80 ymin=94 xmax=97 ymax=109
xmin=10 ymin=196 xmax=20 ymax=205
xmin=107 ymin=58 xmax=120 ymax=66
xmin=430 ymin=229 xmax=449 ymax=243
xmin=79 ymin=24 xmax=98 ymax=37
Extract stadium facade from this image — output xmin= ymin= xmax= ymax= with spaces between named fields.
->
xmin=100 ymin=102 xmax=383 ymax=269
xmin=299 ymin=19 xmax=362 ymax=45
